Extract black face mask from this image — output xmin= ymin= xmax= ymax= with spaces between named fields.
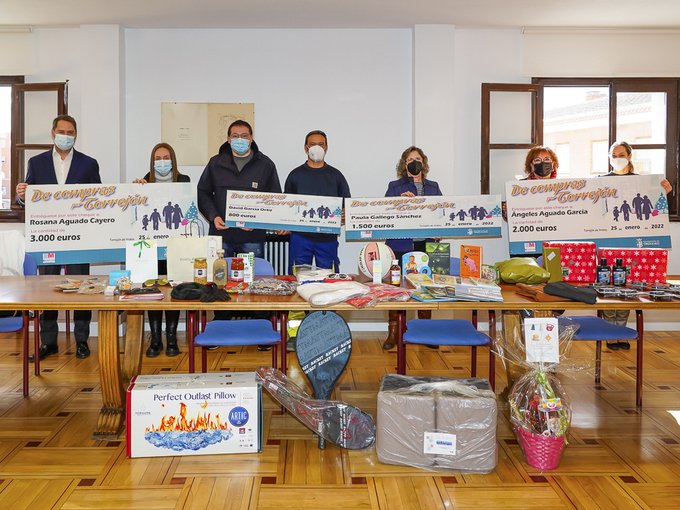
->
xmin=532 ymin=161 xmax=553 ymax=177
xmin=407 ymin=160 xmax=423 ymax=176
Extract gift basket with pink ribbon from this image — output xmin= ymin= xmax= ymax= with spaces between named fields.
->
xmin=494 ymin=311 xmax=581 ymax=470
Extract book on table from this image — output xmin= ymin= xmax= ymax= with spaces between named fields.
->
xmin=426 ymin=274 xmax=503 ymax=302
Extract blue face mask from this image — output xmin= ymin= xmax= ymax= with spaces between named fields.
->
xmin=154 ymin=159 xmax=173 ymax=176
xmin=230 ymin=137 xmax=251 ymax=156
xmin=54 ymin=134 xmax=75 ymax=151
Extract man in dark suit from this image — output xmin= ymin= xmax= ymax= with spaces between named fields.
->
xmin=16 ymin=114 xmax=101 ymax=360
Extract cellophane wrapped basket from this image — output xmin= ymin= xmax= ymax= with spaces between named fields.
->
xmin=510 ymin=370 xmax=570 ymax=469
xmin=494 ymin=312 xmax=579 ymax=470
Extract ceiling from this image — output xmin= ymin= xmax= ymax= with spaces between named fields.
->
xmin=2 ymin=0 xmax=680 ymax=29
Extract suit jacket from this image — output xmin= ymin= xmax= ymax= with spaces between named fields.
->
xmin=25 ymin=149 xmax=101 ymax=186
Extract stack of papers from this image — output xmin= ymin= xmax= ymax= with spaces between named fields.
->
xmin=412 ymin=275 xmax=503 ymax=302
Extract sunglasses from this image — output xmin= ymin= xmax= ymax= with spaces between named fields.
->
xmin=143 ymin=278 xmax=171 ymax=287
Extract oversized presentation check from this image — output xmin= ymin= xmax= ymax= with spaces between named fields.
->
xmin=344 ymin=194 xmax=502 ymax=241
xmin=25 ymin=183 xmax=204 ymax=264
xmin=505 ymin=175 xmax=672 ymax=255
xmin=225 ymin=190 xmax=343 ymax=234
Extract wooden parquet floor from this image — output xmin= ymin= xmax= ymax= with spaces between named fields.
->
xmin=0 ymin=328 xmax=679 ymax=509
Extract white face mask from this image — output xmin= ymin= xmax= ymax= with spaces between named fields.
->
xmin=609 ymin=156 xmax=630 ymax=174
xmin=307 ymin=145 xmax=325 ymax=163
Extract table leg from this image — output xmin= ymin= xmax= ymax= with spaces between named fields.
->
xmin=488 ymin=310 xmax=496 ymax=391
xmin=121 ymin=311 xmax=144 ymax=382
xmin=396 ymin=310 xmax=406 ymax=374
xmin=636 ymin=309 xmax=644 ymax=408
xmin=280 ymin=312 xmax=287 ymax=374
xmin=93 ymin=310 xmax=125 ymax=440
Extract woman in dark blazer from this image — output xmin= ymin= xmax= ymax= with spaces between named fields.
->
xmin=382 ymin=146 xmax=442 ymax=350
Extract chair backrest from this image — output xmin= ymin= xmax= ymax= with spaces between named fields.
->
xmin=449 ymin=257 xmax=461 ymax=276
xmin=23 ymin=253 xmax=38 ymax=276
xmin=225 ymin=257 xmax=275 ymax=277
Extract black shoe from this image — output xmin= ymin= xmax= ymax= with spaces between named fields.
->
xmin=28 ymin=344 xmax=58 ymax=362
xmin=619 ymin=341 xmax=631 ymax=350
xmin=165 ymin=343 xmax=180 ymax=357
xmin=76 ymin=343 xmax=91 ymax=359
xmin=257 ymin=345 xmax=273 ymax=352
xmin=146 ymin=342 xmax=162 ymax=358
xmin=606 ymin=341 xmax=625 ymax=351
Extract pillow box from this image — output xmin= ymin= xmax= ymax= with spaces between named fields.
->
xmin=376 ymin=374 xmax=497 ymax=472
xmin=376 ymin=381 xmax=436 ymax=468
xmin=597 ymin=248 xmax=668 ymax=284
xmin=126 ymin=372 xmax=261 ymax=458
xmin=542 ymin=241 xmax=597 ymax=283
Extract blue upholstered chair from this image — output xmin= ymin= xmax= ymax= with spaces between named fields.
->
xmin=395 ymin=256 xmax=495 ymax=387
xmin=570 ymin=312 xmax=643 ymax=406
xmin=397 ymin=316 xmax=496 ymax=389
xmin=0 ymin=254 xmax=38 ymax=396
xmin=189 ymin=258 xmax=284 ymax=373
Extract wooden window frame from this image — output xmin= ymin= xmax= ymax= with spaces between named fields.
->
xmin=1 ymin=81 xmax=67 ymax=223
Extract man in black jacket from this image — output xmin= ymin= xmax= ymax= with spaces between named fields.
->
xmin=197 ymin=120 xmax=282 ymax=258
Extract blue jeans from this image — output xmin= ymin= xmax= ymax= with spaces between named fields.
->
xmin=221 ymin=242 xmax=264 ymax=258
xmin=288 ymin=232 xmax=339 ymax=274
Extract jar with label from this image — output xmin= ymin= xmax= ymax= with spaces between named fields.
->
xmin=212 ymin=250 xmax=227 ymax=287
xmin=230 ymin=257 xmax=244 ymax=282
xmin=193 ymin=257 xmax=208 ymax=284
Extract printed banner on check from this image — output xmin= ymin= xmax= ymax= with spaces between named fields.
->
xmin=225 ymin=190 xmax=342 ymax=234
xmin=345 ymin=195 xmax=502 ymax=241
xmin=25 ymin=183 xmax=206 ymax=265
xmin=506 ymin=175 xmax=672 ymax=255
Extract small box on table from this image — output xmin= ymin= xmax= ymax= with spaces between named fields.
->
xmin=376 ymin=374 xmax=497 ymax=472
xmin=126 ymin=372 xmax=261 ymax=458
xmin=542 ymin=241 xmax=597 ymax=283
xmin=597 ymin=247 xmax=668 ymax=283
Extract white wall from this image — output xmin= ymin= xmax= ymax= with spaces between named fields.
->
xmin=124 ymin=28 xmax=413 ymax=272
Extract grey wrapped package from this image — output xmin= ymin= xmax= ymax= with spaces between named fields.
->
xmin=377 ymin=374 xmax=497 ymax=472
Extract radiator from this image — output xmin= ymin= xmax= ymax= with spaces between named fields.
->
xmin=264 ymin=232 xmax=290 ymax=275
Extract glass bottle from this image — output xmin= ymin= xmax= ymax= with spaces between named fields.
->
xmin=193 ymin=257 xmax=208 ymax=285
xmin=390 ymin=259 xmax=401 ymax=285
xmin=612 ymin=258 xmax=627 ymax=287
xmin=596 ymin=258 xmax=612 ymax=285
xmin=212 ymin=249 xmax=227 ymax=287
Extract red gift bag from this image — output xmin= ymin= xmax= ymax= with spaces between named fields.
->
xmin=543 ymin=242 xmax=597 ymax=283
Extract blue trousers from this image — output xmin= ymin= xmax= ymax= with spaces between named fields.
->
xmin=289 ymin=232 xmax=339 ymax=274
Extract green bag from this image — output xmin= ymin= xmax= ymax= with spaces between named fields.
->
xmin=495 ymin=258 xmax=551 ymax=284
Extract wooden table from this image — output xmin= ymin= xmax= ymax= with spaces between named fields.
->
xmin=1 ymin=275 xmax=677 ymax=438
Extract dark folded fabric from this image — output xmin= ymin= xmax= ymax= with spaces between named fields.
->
xmin=171 ymin=282 xmax=230 ymax=302
xmin=543 ymin=282 xmax=597 ymax=305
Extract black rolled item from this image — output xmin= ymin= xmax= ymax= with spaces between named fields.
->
xmin=543 ymin=282 xmax=597 ymax=305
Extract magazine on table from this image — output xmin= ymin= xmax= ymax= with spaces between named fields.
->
xmin=421 ymin=274 xmax=503 ymax=302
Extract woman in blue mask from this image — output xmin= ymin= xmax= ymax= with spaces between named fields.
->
xmin=134 ymin=143 xmax=190 ymax=357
